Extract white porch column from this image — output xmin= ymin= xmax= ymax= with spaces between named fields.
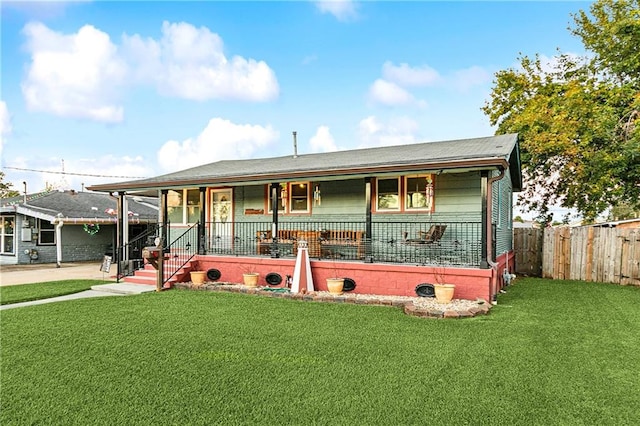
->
xmin=55 ymin=220 xmax=63 ymax=267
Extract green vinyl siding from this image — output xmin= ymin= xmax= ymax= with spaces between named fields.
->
xmin=492 ymin=169 xmax=514 ymax=255
xmin=430 ymin=172 xmax=480 ymax=214
xmin=235 ymin=173 xmax=481 ymax=223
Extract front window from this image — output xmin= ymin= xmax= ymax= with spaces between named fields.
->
xmin=168 ymin=189 xmax=201 ymax=224
xmin=376 ymin=178 xmax=400 ymax=211
xmin=267 ymin=184 xmax=286 ymax=213
xmin=405 ymin=175 xmax=434 ymax=211
xmin=167 ymin=190 xmax=183 ymax=224
xmin=289 ymin=182 xmax=310 ymax=213
xmin=266 ymin=183 xmax=310 ymax=214
xmin=1 ymin=216 xmax=15 ymax=254
xmin=186 ymin=189 xmax=201 ymax=224
xmin=38 ymin=219 xmax=55 ymax=245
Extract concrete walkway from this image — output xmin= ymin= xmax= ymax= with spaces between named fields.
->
xmin=0 ymin=262 xmax=156 ymax=310
xmin=1 ymin=262 xmax=115 ymax=286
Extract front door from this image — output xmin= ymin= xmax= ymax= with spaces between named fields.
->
xmin=210 ymin=189 xmax=233 ymax=252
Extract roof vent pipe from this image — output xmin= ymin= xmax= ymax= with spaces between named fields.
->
xmin=292 ymin=131 xmax=298 ymax=158
xmin=23 ymin=181 xmax=27 ymax=204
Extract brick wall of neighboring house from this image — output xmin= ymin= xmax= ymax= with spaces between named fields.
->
xmin=61 ymin=225 xmax=114 ymax=262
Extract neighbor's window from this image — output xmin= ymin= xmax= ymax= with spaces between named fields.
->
xmin=168 ymin=189 xmax=201 ymax=224
xmin=405 ymin=175 xmax=434 ymax=211
xmin=1 ymin=216 xmax=15 ymax=254
xmin=376 ymin=178 xmax=400 ymax=211
xmin=38 ymin=219 xmax=55 ymax=245
xmin=289 ymin=182 xmax=310 ymax=213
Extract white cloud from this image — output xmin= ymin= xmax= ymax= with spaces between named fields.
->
xmin=0 ymin=101 xmax=11 ymax=157
xmin=19 ymin=21 xmax=279 ymax=123
xmin=368 ymin=61 xmax=491 ymax=107
xmin=357 ymin=116 xmax=420 ymax=148
xmin=157 ymin=118 xmax=279 ymax=172
xmin=382 ymin=61 xmax=440 ymax=87
xmin=21 ymin=22 xmax=127 ymax=123
xmin=450 ymin=65 xmax=492 ymax=92
xmin=122 ymin=21 xmax=279 ymax=102
xmin=315 ymin=0 xmax=358 ymax=22
xmin=309 ymin=126 xmax=338 ymax=153
xmin=368 ymin=79 xmax=426 ymax=107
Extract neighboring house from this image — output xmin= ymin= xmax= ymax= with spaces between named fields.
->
xmin=0 ymin=190 xmax=158 ymax=266
xmin=591 ymin=218 xmax=640 ymax=229
xmin=88 ymin=133 xmax=522 ymax=301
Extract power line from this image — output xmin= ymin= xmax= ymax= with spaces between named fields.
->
xmin=2 ymin=166 xmax=147 ymax=179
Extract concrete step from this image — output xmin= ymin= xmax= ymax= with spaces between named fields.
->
xmin=91 ymin=283 xmax=157 ymax=295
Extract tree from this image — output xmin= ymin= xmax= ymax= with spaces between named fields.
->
xmin=608 ymin=202 xmax=640 ymax=221
xmin=483 ymin=0 xmax=640 ymax=222
xmin=0 ymin=172 xmax=20 ymax=198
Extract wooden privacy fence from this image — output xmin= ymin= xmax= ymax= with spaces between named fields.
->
xmin=542 ymin=226 xmax=640 ymax=285
xmin=513 ymin=228 xmax=543 ymax=276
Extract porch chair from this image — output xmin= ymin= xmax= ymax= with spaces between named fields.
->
xmin=401 ymin=224 xmax=447 ymax=245
xmin=417 ymin=224 xmax=447 ymax=244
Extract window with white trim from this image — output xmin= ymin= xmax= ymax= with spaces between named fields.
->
xmin=267 ymin=184 xmax=286 ymax=213
xmin=289 ymin=182 xmax=310 ymax=213
xmin=38 ymin=219 xmax=55 ymax=245
xmin=375 ymin=175 xmax=435 ymax=212
xmin=376 ymin=178 xmax=400 ymax=211
xmin=168 ymin=189 xmax=201 ymax=224
xmin=1 ymin=216 xmax=15 ymax=254
xmin=405 ymin=175 xmax=434 ymax=211
xmin=266 ymin=182 xmax=311 ymax=214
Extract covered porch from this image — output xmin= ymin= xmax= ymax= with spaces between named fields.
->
xmin=133 ymin=217 xmax=510 ymax=302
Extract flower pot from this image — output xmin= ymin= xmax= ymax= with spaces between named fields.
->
xmin=243 ymin=273 xmax=259 ymax=287
xmin=326 ymin=278 xmax=344 ymax=295
xmin=191 ymin=271 xmax=207 ymax=286
xmin=434 ymin=284 xmax=455 ymax=304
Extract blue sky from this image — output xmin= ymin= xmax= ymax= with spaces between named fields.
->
xmin=1 ymin=0 xmax=590 ymax=219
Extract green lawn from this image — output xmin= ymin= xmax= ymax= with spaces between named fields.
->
xmin=0 ymin=280 xmax=102 ymax=305
xmin=1 ymin=278 xmax=639 ymax=425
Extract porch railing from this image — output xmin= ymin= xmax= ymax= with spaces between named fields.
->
xmin=116 ymin=223 xmax=160 ymax=281
xmin=202 ymin=221 xmax=482 ymax=267
xmin=163 ymin=223 xmax=199 ymax=282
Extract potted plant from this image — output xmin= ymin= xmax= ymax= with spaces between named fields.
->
xmin=325 ymin=251 xmax=344 ymax=294
xmin=241 ymin=264 xmax=260 ymax=287
xmin=432 ymin=265 xmax=455 ymax=303
xmin=190 ymin=263 xmax=207 ymax=286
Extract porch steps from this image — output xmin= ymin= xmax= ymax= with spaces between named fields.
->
xmin=122 ymin=260 xmax=196 ymax=288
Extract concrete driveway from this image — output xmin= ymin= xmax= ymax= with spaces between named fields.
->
xmin=0 ymin=262 xmax=117 ymax=286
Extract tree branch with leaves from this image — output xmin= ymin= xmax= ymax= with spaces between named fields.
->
xmin=483 ymin=0 xmax=640 ymax=223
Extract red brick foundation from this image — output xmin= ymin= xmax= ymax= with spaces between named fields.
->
xmin=193 ymin=255 xmax=497 ymax=301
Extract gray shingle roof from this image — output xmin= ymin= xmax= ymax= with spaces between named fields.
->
xmin=1 ymin=190 xmax=158 ymax=222
xmin=88 ymin=133 xmax=521 ymax=192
